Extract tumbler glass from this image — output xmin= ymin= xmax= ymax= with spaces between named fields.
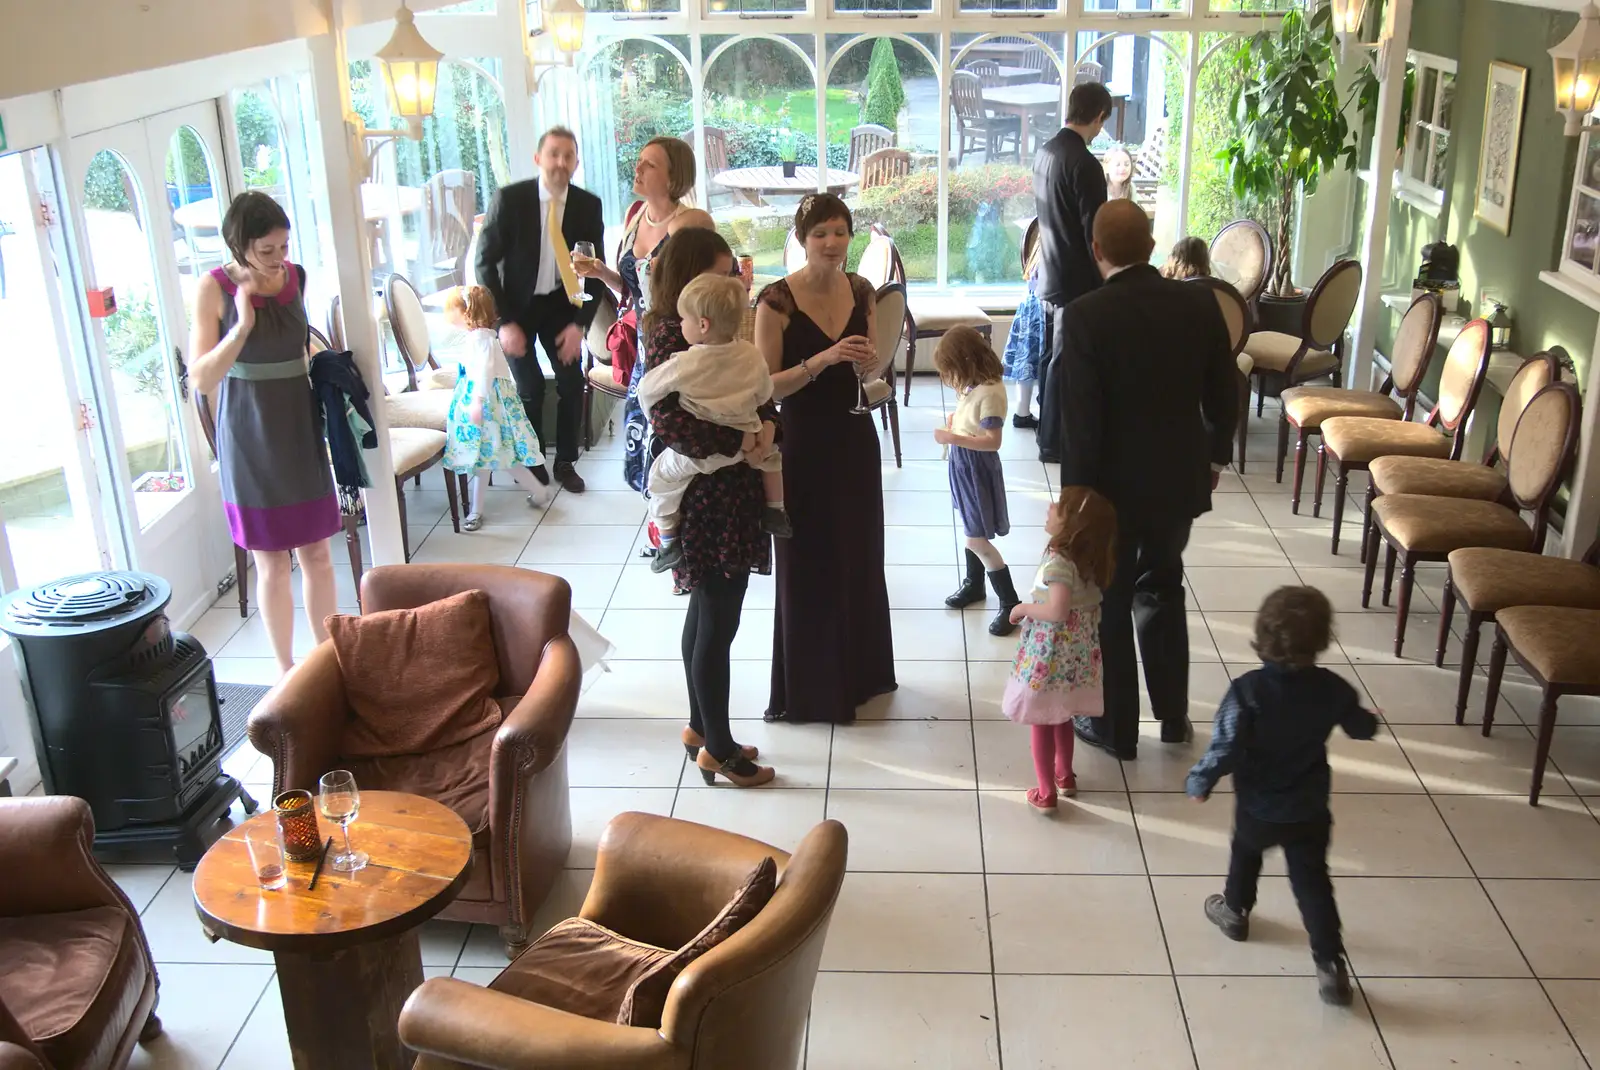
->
xmin=244 ymin=823 xmax=287 ymax=891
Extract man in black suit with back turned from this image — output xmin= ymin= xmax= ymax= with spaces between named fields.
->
xmin=1032 ymin=82 xmax=1113 ymax=461
xmin=476 ymin=126 xmax=607 ymax=493
xmin=1059 ymin=200 xmax=1239 ymax=761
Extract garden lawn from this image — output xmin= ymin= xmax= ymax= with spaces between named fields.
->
xmin=753 ymin=89 xmax=860 ymax=143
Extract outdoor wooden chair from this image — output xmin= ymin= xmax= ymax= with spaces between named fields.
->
xmin=416 ymin=168 xmax=476 ymax=294
xmin=952 ymin=70 xmax=1018 ymax=164
xmin=858 ymin=147 xmax=912 ymax=192
xmin=847 ymin=123 xmax=895 ymax=173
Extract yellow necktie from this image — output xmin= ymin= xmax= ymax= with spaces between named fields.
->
xmin=548 ymin=196 xmax=584 ymax=308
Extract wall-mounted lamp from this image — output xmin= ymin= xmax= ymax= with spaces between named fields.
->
xmin=529 ymin=0 xmax=587 ymax=87
xmin=1551 ymin=2 xmax=1600 ymax=136
xmin=1330 ymin=0 xmax=1369 ymax=42
xmin=348 ymin=2 xmax=444 ymax=180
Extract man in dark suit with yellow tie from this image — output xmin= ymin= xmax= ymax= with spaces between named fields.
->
xmin=476 ymin=126 xmax=607 ymax=493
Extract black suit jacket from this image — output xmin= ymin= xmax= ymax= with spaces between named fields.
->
xmin=1057 ymin=264 xmax=1239 ymax=532
xmin=475 ymin=178 xmax=607 ymax=331
xmin=1033 ymin=128 xmax=1107 ymax=308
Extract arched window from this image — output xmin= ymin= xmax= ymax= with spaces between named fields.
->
xmin=577 ymin=37 xmax=695 ymax=228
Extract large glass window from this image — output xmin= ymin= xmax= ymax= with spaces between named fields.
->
xmin=578 ymin=37 xmax=695 ymax=227
xmin=825 ymin=35 xmax=939 ymax=283
xmin=350 ymin=57 xmax=510 ymax=295
xmin=1398 ymin=52 xmax=1455 ymax=206
xmin=1561 ymin=105 xmax=1600 ymax=287
xmin=704 ymin=36 xmax=820 ymax=281
xmin=232 ymin=87 xmax=290 ymax=210
xmin=1178 ymin=31 xmax=1267 ymax=246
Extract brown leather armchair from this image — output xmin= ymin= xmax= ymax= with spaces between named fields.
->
xmin=398 ymin=813 xmax=848 ymax=1070
xmin=0 ymin=797 xmax=161 ymax=1070
xmin=248 ymin=564 xmax=580 ymax=957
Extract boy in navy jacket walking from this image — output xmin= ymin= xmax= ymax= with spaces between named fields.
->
xmin=1187 ymin=586 xmax=1379 ymax=1006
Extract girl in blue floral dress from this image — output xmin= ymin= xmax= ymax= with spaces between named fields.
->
xmin=1003 ymin=486 xmax=1117 ymax=811
xmin=442 ymin=286 xmax=553 ymax=530
xmin=1000 ymin=235 xmax=1045 ymax=429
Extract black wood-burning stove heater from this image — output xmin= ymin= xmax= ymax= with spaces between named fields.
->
xmin=0 ymin=571 xmax=252 ymax=868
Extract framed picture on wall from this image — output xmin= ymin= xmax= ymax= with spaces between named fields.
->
xmin=1474 ymin=60 xmax=1528 ymax=235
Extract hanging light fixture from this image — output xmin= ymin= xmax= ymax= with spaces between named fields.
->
xmin=529 ymin=0 xmax=587 ymax=85
xmin=374 ymin=2 xmax=444 ymax=121
xmin=346 ymin=2 xmax=445 ymax=180
xmin=1551 ymin=2 xmax=1600 ymax=136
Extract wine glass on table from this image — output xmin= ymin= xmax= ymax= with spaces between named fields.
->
xmin=571 ymin=241 xmax=596 ymax=302
xmin=318 ymin=769 xmax=368 ymax=873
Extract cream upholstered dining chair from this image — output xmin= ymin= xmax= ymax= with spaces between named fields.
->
xmin=1277 ymin=293 xmax=1442 ymax=513
xmin=581 ymin=287 xmax=625 ymax=449
xmin=1359 ymin=381 xmax=1581 ymax=658
xmin=1185 ymin=275 xmax=1254 ymax=474
xmin=1437 ymin=539 xmax=1600 ymax=726
xmin=1480 ymin=603 xmax=1600 ymax=804
xmin=865 ymin=282 xmax=907 ymax=468
xmin=1208 ymin=219 xmax=1272 ymax=308
xmin=384 ymin=273 xmax=457 ymax=432
xmin=876 ymin=225 xmax=993 ymax=405
xmin=1239 ymin=258 xmax=1361 ymax=416
xmin=783 ymin=228 xmax=807 ymax=275
xmin=1359 ymin=352 xmax=1559 ymax=568
xmin=1315 ymin=318 xmax=1494 ymax=557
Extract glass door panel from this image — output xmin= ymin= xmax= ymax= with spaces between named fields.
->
xmin=167 ymin=124 xmax=226 ymax=315
xmin=0 ymin=151 xmax=112 ymax=587
xmin=78 ymin=146 xmax=189 ymax=528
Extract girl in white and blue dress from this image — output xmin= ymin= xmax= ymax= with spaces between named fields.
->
xmin=443 ymin=286 xmax=553 ymax=530
xmin=933 ymin=326 xmax=1021 ymax=638
xmin=1001 ymin=231 xmax=1044 ymax=429
xmin=1003 ymin=486 xmax=1117 ymax=812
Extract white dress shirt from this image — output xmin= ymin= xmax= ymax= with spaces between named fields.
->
xmin=535 ymin=178 xmax=566 ymax=297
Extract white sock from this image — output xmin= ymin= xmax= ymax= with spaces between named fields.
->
xmin=768 ymin=499 xmax=785 ymax=511
xmin=1015 ymin=380 xmax=1035 ymax=418
xmin=468 ymin=475 xmax=484 ymax=516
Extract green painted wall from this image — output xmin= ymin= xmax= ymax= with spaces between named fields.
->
xmin=1364 ymin=0 xmax=1595 ymax=387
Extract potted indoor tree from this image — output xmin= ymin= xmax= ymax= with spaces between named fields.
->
xmin=1219 ymin=4 xmax=1357 ymax=329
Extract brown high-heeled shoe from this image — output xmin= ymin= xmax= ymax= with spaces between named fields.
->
xmin=696 ymin=750 xmax=775 ymax=788
xmin=682 ymin=726 xmax=758 ymax=761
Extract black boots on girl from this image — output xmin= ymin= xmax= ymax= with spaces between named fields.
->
xmin=946 ymin=549 xmax=1022 ymax=637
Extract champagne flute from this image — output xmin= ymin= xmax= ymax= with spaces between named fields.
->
xmin=572 ymin=241 xmax=596 ymax=302
xmin=849 ymin=337 xmax=873 ymax=415
xmin=318 ymin=769 xmax=368 ymax=873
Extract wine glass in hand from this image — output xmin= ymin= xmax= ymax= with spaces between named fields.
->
xmin=318 ymin=769 xmax=368 ymax=873
xmin=848 ymin=336 xmax=876 ymax=414
xmin=572 ymin=242 xmax=596 ymax=302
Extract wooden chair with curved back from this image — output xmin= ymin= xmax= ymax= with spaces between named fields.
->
xmin=417 ymin=169 xmax=477 ymax=294
xmin=857 ymin=148 xmax=912 ymax=192
xmin=1186 ymin=275 xmax=1254 ymax=475
xmin=1240 ymin=258 xmax=1360 ymax=419
xmin=1318 ymin=318 xmax=1494 ymax=557
xmin=1361 ymin=351 xmax=1561 ymax=572
xmin=847 ymin=124 xmax=895 ymax=173
xmin=951 ymin=70 xmax=1019 ymax=164
xmin=1277 ymin=293 xmax=1443 ymax=511
xmin=1208 ymin=219 xmax=1273 ymax=308
xmin=866 ymin=282 xmax=907 ymax=468
xmin=870 ymin=224 xmax=993 ymax=405
xmin=1361 ymin=381 xmax=1582 ymax=660
xmin=384 ymin=274 xmax=457 ymax=425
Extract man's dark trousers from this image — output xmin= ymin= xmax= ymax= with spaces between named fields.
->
xmin=1036 ymin=301 xmax=1064 ymax=459
xmin=508 ymin=290 xmax=584 ymax=464
xmin=1096 ymin=519 xmax=1192 ymax=756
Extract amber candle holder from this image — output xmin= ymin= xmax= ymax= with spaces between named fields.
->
xmin=274 ymin=789 xmax=321 ymax=863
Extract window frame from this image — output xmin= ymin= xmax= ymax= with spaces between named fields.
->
xmin=1395 ymin=49 xmax=1456 ymax=211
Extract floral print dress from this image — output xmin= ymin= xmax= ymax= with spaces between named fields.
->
xmin=443 ymin=328 xmax=545 ymax=472
xmin=1001 ymin=551 xmax=1105 ymax=724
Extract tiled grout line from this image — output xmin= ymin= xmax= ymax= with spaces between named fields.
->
xmin=211 ymin=969 xmax=279 ymax=1070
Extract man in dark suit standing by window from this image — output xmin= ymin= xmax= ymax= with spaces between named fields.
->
xmin=476 ymin=126 xmax=607 ymax=494
xmin=1058 ymin=200 xmax=1238 ymax=761
xmin=1032 ymin=82 xmax=1113 ymax=463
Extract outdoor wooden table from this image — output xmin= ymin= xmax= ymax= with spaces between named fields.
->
xmin=960 ymin=42 xmax=1034 ymax=64
xmin=987 ymin=64 xmax=1043 ymax=85
xmin=192 ymin=791 xmax=472 ymax=1070
xmin=713 ymin=166 xmax=859 ymax=207
xmin=982 ymin=83 xmax=1063 ymax=163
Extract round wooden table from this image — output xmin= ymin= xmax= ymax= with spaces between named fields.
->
xmin=192 ymin=791 xmax=473 ymax=1070
xmin=713 ymin=166 xmax=859 ymax=206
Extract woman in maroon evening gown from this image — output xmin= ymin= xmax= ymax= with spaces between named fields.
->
xmin=755 ymin=195 xmax=897 ymax=724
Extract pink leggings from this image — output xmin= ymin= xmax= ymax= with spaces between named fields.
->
xmin=1031 ymin=724 xmax=1076 ymax=795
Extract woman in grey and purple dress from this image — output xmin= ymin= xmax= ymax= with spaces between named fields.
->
xmin=190 ymin=191 xmax=341 ymax=675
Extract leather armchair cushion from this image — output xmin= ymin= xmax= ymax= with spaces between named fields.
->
xmin=491 ymin=917 xmax=674 ymax=1024
xmin=328 ymin=590 xmax=502 ymax=759
xmin=618 ymin=855 xmax=777 ymax=1029
xmin=0 ymin=907 xmax=145 ymax=1068
xmin=1447 ymin=549 xmax=1600 ymax=614
xmin=1495 ymin=606 xmax=1600 ymax=687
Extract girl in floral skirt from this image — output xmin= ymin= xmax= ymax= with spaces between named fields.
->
xmin=1003 ymin=486 xmax=1118 ymax=812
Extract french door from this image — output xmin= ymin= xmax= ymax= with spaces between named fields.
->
xmin=64 ymin=103 xmax=238 ymax=623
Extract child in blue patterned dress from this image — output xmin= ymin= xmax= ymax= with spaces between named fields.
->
xmin=1000 ymin=232 xmax=1044 ymax=429
xmin=442 ymin=286 xmax=553 ymax=530
xmin=1003 ymin=486 xmax=1117 ymax=812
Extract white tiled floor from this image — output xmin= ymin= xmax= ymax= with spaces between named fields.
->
xmin=134 ymin=383 xmax=1600 ymax=1068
